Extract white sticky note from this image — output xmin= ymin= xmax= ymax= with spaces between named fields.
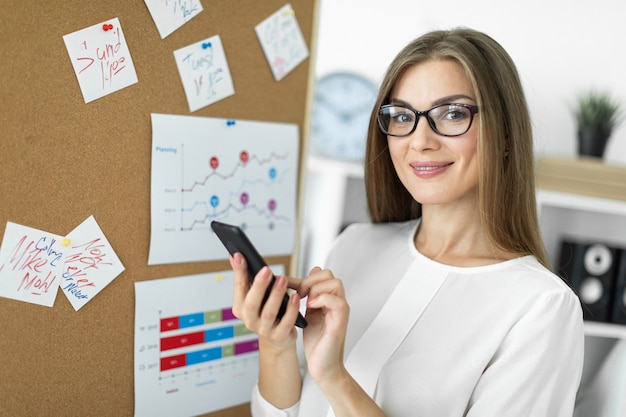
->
xmin=61 ymin=216 xmax=125 ymax=311
xmin=255 ymin=4 xmax=309 ymax=81
xmin=63 ymin=17 xmax=138 ymax=103
xmin=144 ymin=0 xmax=203 ymax=39
xmin=173 ymin=34 xmax=235 ymax=112
xmin=0 ymin=222 xmax=65 ymax=307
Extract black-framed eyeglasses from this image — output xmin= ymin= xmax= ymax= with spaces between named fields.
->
xmin=377 ymin=103 xmax=479 ymax=137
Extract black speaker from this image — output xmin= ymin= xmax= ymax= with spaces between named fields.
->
xmin=611 ymin=250 xmax=626 ymax=324
xmin=557 ymin=240 xmax=619 ymax=322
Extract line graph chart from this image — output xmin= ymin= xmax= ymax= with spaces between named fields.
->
xmin=148 ymin=113 xmax=299 ymax=265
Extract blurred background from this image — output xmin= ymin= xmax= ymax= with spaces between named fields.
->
xmin=301 ymin=2 xmax=626 ymax=416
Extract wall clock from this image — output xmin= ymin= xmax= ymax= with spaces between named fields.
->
xmin=310 ymin=72 xmax=378 ymax=162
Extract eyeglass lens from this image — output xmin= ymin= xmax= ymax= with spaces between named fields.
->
xmin=378 ymin=104 xmax=476 ymax=137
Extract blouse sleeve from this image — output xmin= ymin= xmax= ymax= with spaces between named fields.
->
xmin=466 ymin=288 xmax=585 ymax=417
xmin=250 ymin=383 xmax=301 ymax=417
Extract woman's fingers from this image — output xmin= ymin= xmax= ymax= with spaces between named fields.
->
xmin=241 ymin=265 xmax=273 ymax=322
xmin=298 ymin=268 xmax=344 ymax=300
xmin=258 ymin=275 xmax=302 ymax=333
xmin=230 ymin=253 xmax=250 ymax=319
xmin=230 ymin=254 xmax=274 ymax=323
xmin=230 ymin=253 xmax=301 ymax=329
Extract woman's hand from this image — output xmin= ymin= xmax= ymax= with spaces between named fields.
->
xmin=299 ymin=267 xmax=350 ymax=385
xmin=300 ymin=269 xmax=387 ymax=417
xmin=229 ymin=253 xmax=302 ymax=350
xmin=230 ymin=253 xmax=304 ymax=409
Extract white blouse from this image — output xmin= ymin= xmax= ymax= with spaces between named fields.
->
xmin=251 ymin=220 xmax=584 ymax=416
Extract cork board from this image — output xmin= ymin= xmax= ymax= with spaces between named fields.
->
xmin=0 ymin=1 xmax=318 ymax=416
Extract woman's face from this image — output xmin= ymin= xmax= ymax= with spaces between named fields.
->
xmin=387 ymin=59 xmax=480 ymax=211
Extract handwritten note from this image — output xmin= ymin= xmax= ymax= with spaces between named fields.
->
xmin=144 ymin=0 xmax=203 ymax=39
xmin=255 ymin=4 xmax=309 ymax=81
xmin=0 ymin=222 xmax=65 ymax=307
xmin=63 ymin=17 xmax=138 ymax=103
xmin=173 ymin=34 xmax=235 ymax=112
xmin=61 ymin=216 xmax=125 ymax=311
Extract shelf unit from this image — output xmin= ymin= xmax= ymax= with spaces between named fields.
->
xmin=584 ymin=321 xmax=626 ymax=339
xmin=536 ymin=156 xmax=626 ymax=340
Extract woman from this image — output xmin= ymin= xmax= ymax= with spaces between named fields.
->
xmin=229 ymin=28 xmax=584 ymax=416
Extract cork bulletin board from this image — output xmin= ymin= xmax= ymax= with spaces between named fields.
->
xmin=0 ymin=1 xmax=318 ymax=416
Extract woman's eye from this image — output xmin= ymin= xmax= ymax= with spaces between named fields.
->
xmin=397 ymin=113 xmax=413 ymax=123
xmin=441 ymin=107 xmax=469 ymax=122
xmin=390 ymin=112 xmax=412 ymax=124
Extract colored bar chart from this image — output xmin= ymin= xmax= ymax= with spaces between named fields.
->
xmin=134 ymin=269 xmax=284 ymax=417
xmin=159 ymin=308 xmax=258 ymax=371
xmin=160 ymin=339 xmax=260 ymax=371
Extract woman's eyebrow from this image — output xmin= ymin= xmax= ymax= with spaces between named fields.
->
xmin=388 ymin=98 xmax=412 ymax=107
xmin=432 ymin=94 xmax=475 ymax=106
xmin=388 ymin=94 xmax=476 ymax=109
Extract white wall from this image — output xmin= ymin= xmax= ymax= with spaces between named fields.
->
xmin=314 ymin=0 xmax=626 ymax=165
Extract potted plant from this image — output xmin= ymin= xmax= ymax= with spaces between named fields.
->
xmin=574 ymin=89 xmax=623 ymax=158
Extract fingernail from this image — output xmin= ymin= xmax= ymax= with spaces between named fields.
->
xmin=276 ymin=275 xmax=287 ymax=289
xmin=259 ymin=266 xmax=271 ymax=280
xmin=291 ymin=293 xmax=300 ymax=304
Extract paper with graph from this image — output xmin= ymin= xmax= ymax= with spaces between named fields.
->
xmin=148 ymin=113 xmax=299 ymax=265
xmin=134 ymin=266 xmax=283 ymax=417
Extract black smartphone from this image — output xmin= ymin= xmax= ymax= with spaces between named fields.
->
xmin=210 ymin=220 xmax=307 ymax=328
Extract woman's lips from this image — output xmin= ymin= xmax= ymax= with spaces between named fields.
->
xmin=410 ymin=161 xmax=453 ymax=178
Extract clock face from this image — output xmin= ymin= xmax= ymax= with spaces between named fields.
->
xmin=310 ymin=72 xmax=378 ymax=161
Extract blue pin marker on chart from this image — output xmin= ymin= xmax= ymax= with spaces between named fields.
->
xmin=226 ymin=120 xmax=236 ymax=126
xmin=202 ymin=42 xmax=212 ymax=49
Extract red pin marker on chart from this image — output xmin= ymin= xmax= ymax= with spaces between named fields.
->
xmin=240 ymin=151 xmax=249 ymax=165
xmin=102 ymin=23 xmax=114 ymax=31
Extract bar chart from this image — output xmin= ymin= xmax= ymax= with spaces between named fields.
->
xmin=158 ymin=309 xmax=258 ymax=372
xmin=134 ymin=268 xmax=282 ymax=417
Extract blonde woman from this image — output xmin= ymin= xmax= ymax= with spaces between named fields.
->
xmin=230 ymin=28 xmax=584 ymax=417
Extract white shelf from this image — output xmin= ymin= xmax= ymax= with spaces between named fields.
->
xmin=584 ymin=321 xmax=626 ymax=339
xmin=536 ymin=188 xmax=626 ymax=340
xmin=536 ymin=189 xmax=626 ymax=218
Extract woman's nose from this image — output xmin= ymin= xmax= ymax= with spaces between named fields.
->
xmin=408 ymin=117 xmax=440 ymax=151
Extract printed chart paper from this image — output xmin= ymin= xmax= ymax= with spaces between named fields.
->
xmin=173 ymin=34 xmax=234 ymax=112
xmin=0 ymin=222 xmax=65 ymax=307
xmin=255 ymin=3 xmax=309 ymax=81
xmin=134 ymin=268 xmax=283 ymax=417
xmin=61 ymin=216 xmax=125 ymax=311
xmin=148 ymin=113 xmax=299 ymax=265
xmin=63 ymin=17 xmax=138 ymax=103
xmin=144 ymin=0 xmax=203 ymax=38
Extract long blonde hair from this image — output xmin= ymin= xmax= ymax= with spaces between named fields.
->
xmin=364 ymin=28 xmax=550 ymax=269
